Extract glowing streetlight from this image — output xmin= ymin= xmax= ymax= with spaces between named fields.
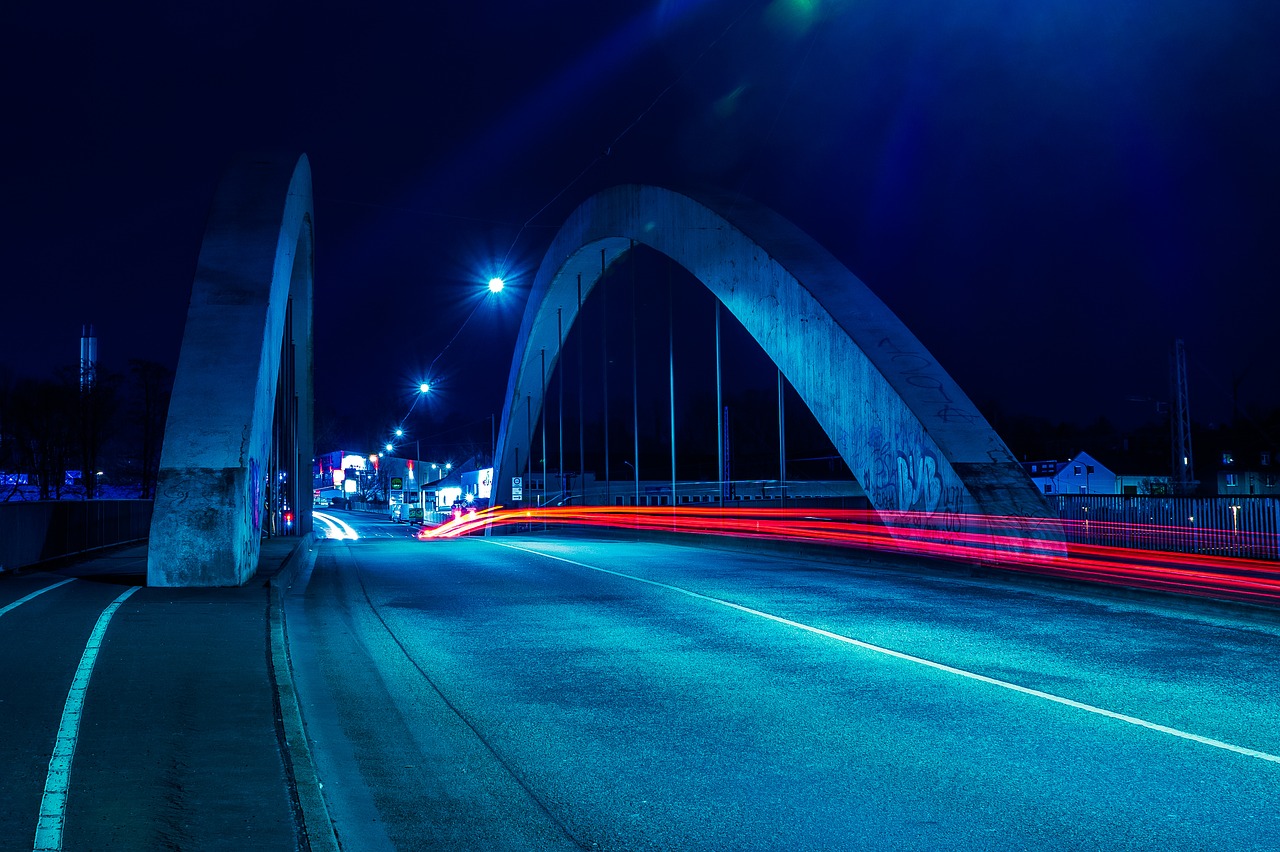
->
xmin=394 ymin=427 xmax=404 ymax=437
xmin=488 ymin=277 xmax=505 ymax=294
xmin=385 ymin=442 xmax=394 ymax=453
xmin=419 ymin=381 xmax=431 ymax=394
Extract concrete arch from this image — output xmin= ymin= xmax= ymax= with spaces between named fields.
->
xmin=148 ymin=154 xmax=314 ymax=587
xmin=494 ymin=184 xmax=1050 ymax=531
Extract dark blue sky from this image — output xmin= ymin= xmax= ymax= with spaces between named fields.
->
xmin=4 ymin=0 xmax=1278 ymax=438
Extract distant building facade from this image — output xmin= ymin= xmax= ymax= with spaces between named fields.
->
xmin=1207 ymin=448 xmax=1279 ymax=496
xmin=1023 ymin=451 xmax=1116 ymax=495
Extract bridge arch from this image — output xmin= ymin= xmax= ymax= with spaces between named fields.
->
xmin=148 ymin=154 xmax=314 ymax=586
xmin=495 ymin=184 xmax=1049 ymax=529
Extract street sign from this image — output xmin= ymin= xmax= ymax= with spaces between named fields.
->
xmin=512 ymin=476 xmax=523 ymax=501
xmin=391 ymin=477 xmax=403 ymax=490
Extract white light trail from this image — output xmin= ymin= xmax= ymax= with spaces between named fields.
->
xmin=314 ymin=511 xmax=359 ymax=540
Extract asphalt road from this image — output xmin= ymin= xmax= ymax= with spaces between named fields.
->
xmin=288 ymin=514 xmax=1280 ymax=851
xmin=0 ymin=543 xmax=298 ymax=851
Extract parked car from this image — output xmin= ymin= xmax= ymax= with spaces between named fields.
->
xmin=389 ymin=504 xmax=423 ymax=523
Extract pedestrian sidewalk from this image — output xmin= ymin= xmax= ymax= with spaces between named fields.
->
xmin=26 ymin=535 xmax=323 ymax=851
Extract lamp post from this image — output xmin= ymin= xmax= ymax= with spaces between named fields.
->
xmin=389 ymin=383 xmax=432 ymax=515
xmin=623 ymin=460 xmax=636 ymax=506
xmin=386 ymin=280 xmax=500 ymax=510
xmin=414 ymin=384 xmax=429 ymax=512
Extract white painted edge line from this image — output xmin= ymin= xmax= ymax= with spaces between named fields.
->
xmin=0 ymin=579 xmax=76 ymax=619
xmin=490 ymin=540 xmax=1280 ymax=766
xmin=33 ymin=585 xmax=140 ymax=852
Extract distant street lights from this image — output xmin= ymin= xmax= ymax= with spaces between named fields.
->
xmin=378 ymin=278 xmax=505 ymax=508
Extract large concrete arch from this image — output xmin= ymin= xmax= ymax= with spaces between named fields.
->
xmin=148 ymin=154 xmax=314 ymax=587
xmin=494 ymin=184 xmax=1051 ymax=533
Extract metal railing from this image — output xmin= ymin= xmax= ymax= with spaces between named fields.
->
xmin=0 ymin=500 xmax=154 ymax=572
xmin=1052 ymin=495 xmax=1280 ymax=561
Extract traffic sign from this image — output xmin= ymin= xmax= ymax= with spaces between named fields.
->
xmin=512 ymin=476 xmax=523 ymax=501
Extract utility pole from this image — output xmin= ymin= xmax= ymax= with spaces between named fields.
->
xmin=630 ymin=240 xmax=639 ymax=508
xmin=602 ymin=249 xmax=610 ymax=506
xmin=1171 ymin=338 xmax=1195 ymax=494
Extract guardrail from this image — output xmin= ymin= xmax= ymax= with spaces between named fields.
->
xmin=0 ymin=500 xmax=153 ymax=572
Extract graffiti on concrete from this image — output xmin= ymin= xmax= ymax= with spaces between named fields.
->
xmin=876 ymin=337 xmax=980 ymax=426
xmin=897 ymin=451 xmax=943 ymax=512
xmin=860 ymin=420 xmax=966 ymax=536
xmin=249 ymin=457 xmax=262 ymax=532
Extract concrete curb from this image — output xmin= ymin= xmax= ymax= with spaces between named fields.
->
xmin=267 ymin=535 xmax=342 ymax=852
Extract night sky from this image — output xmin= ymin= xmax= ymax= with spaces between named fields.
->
xmin=5 ymin=0 xmax=1278 ymax=451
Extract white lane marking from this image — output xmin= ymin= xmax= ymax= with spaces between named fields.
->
xmin=33 ymin=585 xmax=140 ymax=852
xmin=0 ymin=579 xmax=76 ymax=618
xmin=490 ymin=540 xmax=1280 ymax=766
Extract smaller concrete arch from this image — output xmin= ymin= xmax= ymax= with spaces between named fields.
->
xmin=147 ymin=154 xmax=314 ymax=587
xmin=494 ymin=185 xmax=1054 ymax=539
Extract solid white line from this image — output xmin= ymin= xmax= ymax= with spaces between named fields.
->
xmin=490 ymin=540 xmax=1280 ymax=766
xmin=0 ymin=579 xmax=76 ymax=619
xmin=33 ymin=585 xmax=140 ymax=852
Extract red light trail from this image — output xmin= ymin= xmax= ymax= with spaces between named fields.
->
xmin=419 ymin=506 xmax=1280 ymax=607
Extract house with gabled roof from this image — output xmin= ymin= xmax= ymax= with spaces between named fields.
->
xmin=1022 ymin=451 xmax=1116 ymax=495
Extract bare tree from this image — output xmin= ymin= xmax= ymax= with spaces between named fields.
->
xmin=76 ymin=366 xmax=119 ymax=499
xmin=127 ymin=360 xmax=172 ymax=499
xmin=9 ymin=376 xmax=78 ymax=499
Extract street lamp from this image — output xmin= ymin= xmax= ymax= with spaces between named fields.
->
xmin=488 ymin=277 xmax=505 ymax=294
xmin=623 ymin=459 xmax=638 ymax=507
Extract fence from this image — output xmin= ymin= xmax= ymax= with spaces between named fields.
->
xmin=1052 ymin=495 xmax=1280 ymax=561
xmin=0 ymin=500 xmax=154 ymax=572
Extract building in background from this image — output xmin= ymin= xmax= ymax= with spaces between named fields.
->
xmin=1023 ymin=452 xmax=1115 ymax=495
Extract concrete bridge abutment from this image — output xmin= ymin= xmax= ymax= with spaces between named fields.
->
xmin=147 ymin=154 xmax=314 ymax=587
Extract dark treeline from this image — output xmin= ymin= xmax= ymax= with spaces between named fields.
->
xmin=987 ymin=403 xmax=1280 ymax=493
xmin=0 ymin=360 xmax=172 ymax=501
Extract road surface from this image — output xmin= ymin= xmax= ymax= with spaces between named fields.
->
xmin=288 ymin=513 xmax=1280 ymax=850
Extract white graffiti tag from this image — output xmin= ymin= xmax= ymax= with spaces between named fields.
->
xmin=897 ymin=452 xmax=942 ymax=513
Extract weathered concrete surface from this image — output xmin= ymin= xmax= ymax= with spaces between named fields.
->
xmin=494 ymin=185 xmax=1053 ymax=539
xmin=148 ymin=155 xmax=314 ymax=587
